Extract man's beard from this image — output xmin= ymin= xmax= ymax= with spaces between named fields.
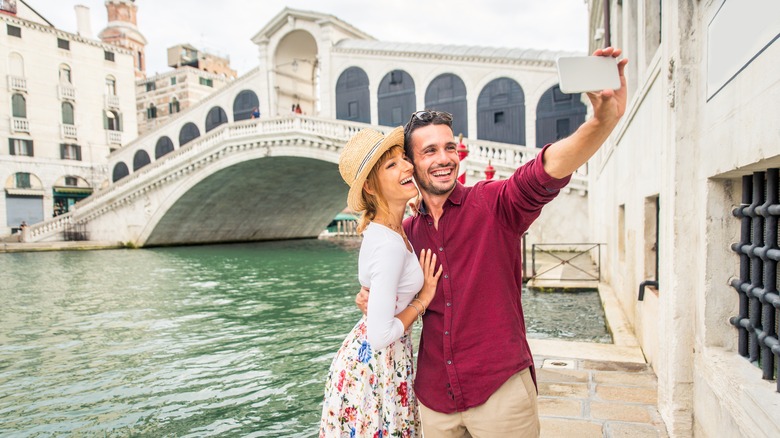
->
xmin=415 ymin=168 xmax=457 ymax=196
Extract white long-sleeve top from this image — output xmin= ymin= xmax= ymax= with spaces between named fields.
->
xmin=360 ymin=222 xmax=424 ymax=351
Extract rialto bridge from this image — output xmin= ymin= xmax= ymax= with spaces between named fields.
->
xmin=20 ymin=8 xmax=592 ymax=246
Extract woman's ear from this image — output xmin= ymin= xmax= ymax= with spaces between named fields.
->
xmin=363 ymin=181 xmax=375 ymax=196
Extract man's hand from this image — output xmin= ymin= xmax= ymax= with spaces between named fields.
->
xmin=356 ymin=286 xmax=369 ymax=315
xmin=543 ymin=47 xmax=629 ymax=179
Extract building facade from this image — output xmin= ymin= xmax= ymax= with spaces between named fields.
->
xmin=135 ymin=44 xmax=236 ymax=136
xmin=97 ymin=0 xmax=146 ymax=79
xmin=586 ymin=0 xmax=780 ymax=436
xmin=1 ymin=1 xmax=137 ymax=236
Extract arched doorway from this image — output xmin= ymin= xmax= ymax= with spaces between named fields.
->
xmin=233 ymin=91 xmax=259 ymax=122
xmin=335 ymin=67 xmax=370 ymax=123
xmin=377 ymin=70 xmax=415 ymax=127
xmin=274 ymin=30 xmax=318 ymax=116
xmin=133 ymin=149 xmax=151 ymax=171
xmin=179 ymin=122 xmax=200 ymax=146
xmin=536 ymin=85 xmax=586 ymax=148
xmin=425 ymin=73 xmax=468 ymax=137
xmin=112 ymin=162 xmax=129 ymax=182
xmin=205 ymin=106 xmax=228 ymax=132
xmin=477 ymin=78 xmax=525 ymax=145
xmin=155 ymin=136 xmax=174 ymax=159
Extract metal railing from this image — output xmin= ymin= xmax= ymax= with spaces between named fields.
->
xmin=529 ymin=243 xmax=602 ymax=282
xmin=730 ymin=168 xmax=780 ymax=391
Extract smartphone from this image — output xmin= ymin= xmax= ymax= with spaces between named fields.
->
xmin=557 ymin=56 xmax=620 ymax=94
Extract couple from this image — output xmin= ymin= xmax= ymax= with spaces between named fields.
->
xmin=321 ymin=47 xmax=628 ymax=437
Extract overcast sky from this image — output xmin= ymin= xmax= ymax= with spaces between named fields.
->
xmin=28 ymin=0 xmax=590 ymax=76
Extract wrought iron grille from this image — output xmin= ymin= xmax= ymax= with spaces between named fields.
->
xmin=730 ymin=169 xmax=780 ymax=392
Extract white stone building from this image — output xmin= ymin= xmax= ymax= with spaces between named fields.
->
xmin=0 ymin=1 xmax=137 ymax=236
xmin=587 ymin=0 xmax=780 ymax=436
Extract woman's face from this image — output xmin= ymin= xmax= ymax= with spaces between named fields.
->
xmin=372 ymin=147 xmax=418 ymax=207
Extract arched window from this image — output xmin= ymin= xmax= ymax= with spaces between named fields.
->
xmin=147 ymin=103 xmax=157 ymax=120
xmin=104 ymin=110 xmax=121 ymax=131
xmin=169 ymin=97 xmax=180 ymax=114
xmin=205 ymin=106 xmax=228 ymax=132
xmin=335 ymin=67 xmax=370 ymax=123
xmin=133 ymin=149 xmax=151 ymax=171
xmin=476 ymin=78 xmax=525 ymax=145
xmin=425 ymin=73 xmax=468 ymax=137
xmin=62 ymin=102 xmax=74 ymax=125
xmin=233 ymin=90 xmax=259 ymax=121
xmin=377 ymin=70 xmax=415 ymax=127
xmin=105 ymin=76 xmax=116 ymax=95
xmin=9 ymin=52 xmax=24 ymax=77
xmin=535 ymin=85 xmax=586 ymax=148
xmin=112 ymin=162 xmax=129 ymax=182
xmin=179 ymin=122 xmax=200 ymax=146
xmin=59 ymin=64 xmax=72 ymax=84
xmin=155 ymin=136 xmax=174 ymax=159
xmin=12 ymin=94 xmax=26 ymax=118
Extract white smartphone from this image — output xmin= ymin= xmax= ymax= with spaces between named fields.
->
xmin=557 ymin=56 xmax=620 ymax=94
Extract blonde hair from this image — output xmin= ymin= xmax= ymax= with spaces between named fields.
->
xmin=356 ymin=145 xmax=403 ymax=234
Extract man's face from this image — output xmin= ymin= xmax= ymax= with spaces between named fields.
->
xmin=409 ymin=124 xmax=460 ymax=196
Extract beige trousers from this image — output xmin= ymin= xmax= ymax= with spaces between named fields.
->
xmin=419 ymin=368 xmax=539 ymax=438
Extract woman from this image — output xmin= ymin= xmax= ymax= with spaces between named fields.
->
xmin=319 ymin=127 xmax=441 ymax=437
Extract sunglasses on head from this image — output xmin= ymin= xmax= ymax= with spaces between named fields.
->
xmin=408 ymin=110 xmax=453 ymax=124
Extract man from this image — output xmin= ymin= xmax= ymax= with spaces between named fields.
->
xmin=357 ymin=47 xmax=628 ymax=436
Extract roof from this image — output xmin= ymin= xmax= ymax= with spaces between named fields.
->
xmin=333 ymin=39 xmax=585 ymax=64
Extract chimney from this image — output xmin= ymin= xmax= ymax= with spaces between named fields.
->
xmin=74 ymin=5 xmax=93 ymax=38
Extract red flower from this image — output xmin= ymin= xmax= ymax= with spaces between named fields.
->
xmin=337 ymin=369 xmax=346 ymax=392
xmin=398 ymin=381 xmax=409 ymax=407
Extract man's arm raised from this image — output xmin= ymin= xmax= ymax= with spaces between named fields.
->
xmin=543 ymin=47 xmax=629 ymax=179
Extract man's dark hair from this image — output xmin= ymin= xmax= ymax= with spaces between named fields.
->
xmin=403 ymin=110 xmax=453 ymax=161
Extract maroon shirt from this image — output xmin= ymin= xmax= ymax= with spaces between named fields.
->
xmin=404 ymin=145 xmax=570 ymax=413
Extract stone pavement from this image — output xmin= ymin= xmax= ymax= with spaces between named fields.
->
xmin=522 ymin=249 xmax=668 ymax=437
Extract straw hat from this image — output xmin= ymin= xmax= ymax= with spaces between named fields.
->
xmin=339 ymin=126 xmax=405 ymax=212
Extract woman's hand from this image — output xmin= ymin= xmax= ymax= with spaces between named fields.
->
xmin=418 ymin=249 xmax=443 ymax=306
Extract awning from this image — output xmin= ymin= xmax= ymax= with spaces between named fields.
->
xmin=53 ymin=187 xmax=93 ymax=195
xmin=334 ymin=213 xmax=358 ymax=221
xmin=5 ymin=188 xmax=45 ymax=197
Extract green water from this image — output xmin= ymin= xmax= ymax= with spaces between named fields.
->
xmin=0 ymin=239 xmax=608 ymax=436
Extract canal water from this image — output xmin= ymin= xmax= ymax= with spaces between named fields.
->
xmin=0 ymin=239 xmax=609 ymax=436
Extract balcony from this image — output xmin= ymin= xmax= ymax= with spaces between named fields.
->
xmin=58 ymin=85 xmax=76 ymax=100
xmin=10 ymin=117 xmax=29 ymax=133
xmin=105 ymin=94 xmax=120 ymax=109
xmin=106 ymin=130 xmax=122 ymax=145
xmin=7 ymin=75 xmax=27 ymax=92
xmin=61 ymin=124 xmax=78 ymax=139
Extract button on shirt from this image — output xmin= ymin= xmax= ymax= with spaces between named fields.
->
xmin=404 ymin=144 xmax=570 ymax=413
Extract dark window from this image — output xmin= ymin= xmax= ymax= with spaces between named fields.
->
xmin=104 ymin=51 xmax=115 ymax=62
xmin=179 ymin=122 xmax=200 ymax=146
xmin=199 ymin=77 xmax=213 ymax=87
xmin=112 ymin=162 xmax=129 ymax=182
xmin=205 ymin=106 xmax=228 ymax=132
xmin=390 ymin=71 xmax=403 ymax=85
xmin=7 ymin=24 xmax=21 ymax=38
xmin=494 ymin=111 xmax=505 ymax=124
xmin=57 ymin=38 xmax=70 ymax=50
xmin=60 ymin=143 xmax=82 ymax=160
xmin=15 ymin=173 xmax=31 ymax=188
xmin=169 ymin=99 xmax=180 ymax=114
xmin=147 ymin=104 xmax=157 ymax=120
xmin=146 ymin=82 xmax=156 ymax=92
xmin=104 ymin=110 xmax=122 ymax=131
xmin=12 ymin=93 xmax=26 ymax=118
xmin=233 ymin=90 xmax=259 ymax=121
xmin=9 ymin=138 xmax=34 ymax=157
xmin=133 ymin=150 xmax=151 ymax=171
xmin=170 ymin=77 xmax=177 ymax=85
xmin=154 ymin=136 xmax=174 ymax=159
xmin=62 ymin=102 xmax=74 ymax=125
xmin=348 ymin=101 xmax=358 ymax=118
xmin=64 ymin=176 xmax=78 ymax=186
xmin=556 ymin=118 xmax=571 ymax=140
xmin=425 ymin=73 xmax=468 ymax=137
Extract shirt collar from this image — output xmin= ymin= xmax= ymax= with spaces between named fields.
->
xmin=418 ymin=182 xmax=465 ymax=216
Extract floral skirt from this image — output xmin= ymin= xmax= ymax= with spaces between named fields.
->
xmin=319 ymin=317 xmax=420 ymax=437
